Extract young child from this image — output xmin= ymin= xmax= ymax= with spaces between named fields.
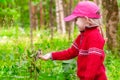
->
xmin=38 ymin=1 xmax=107 ymax=80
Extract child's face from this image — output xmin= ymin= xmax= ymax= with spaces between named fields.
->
xmin=75 ymin=17 xmax=87 ymax=31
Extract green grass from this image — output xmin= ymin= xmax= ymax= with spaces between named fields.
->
xmin=0 ymin=27 xmax=120 ymax=80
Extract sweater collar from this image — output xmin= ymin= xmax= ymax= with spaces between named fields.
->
xmin=80 ymin=26 xmax=99 ymax=35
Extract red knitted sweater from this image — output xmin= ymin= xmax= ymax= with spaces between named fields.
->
xmin=51 ymin=27 xmax=107 ymax=80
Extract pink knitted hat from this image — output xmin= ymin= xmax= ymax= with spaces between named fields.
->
xmin=64 ymin=1 xmax=100 ymax=22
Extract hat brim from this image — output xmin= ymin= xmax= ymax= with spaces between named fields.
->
xmin=64 ymin=15 xmax=77 ymax=22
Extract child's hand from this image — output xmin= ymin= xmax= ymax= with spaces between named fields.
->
xmin=36 ymin=52 xmax=52 ymax=61
xmin=36 ymin=50 xmax=51 ymax=60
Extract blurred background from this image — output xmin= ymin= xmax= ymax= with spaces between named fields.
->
xmin=0 ymin=0 xmax=120 ymax=80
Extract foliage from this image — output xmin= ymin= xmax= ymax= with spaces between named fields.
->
xmin=105 ymin=50 xmax=120 ymax=80
xmin=0 ymin=0 xmax=56 ymax=28
xmin=118 ymin=0 xmax=120 ymax=7
xmin=0 ymin=0 xmax=18 ymax=27
xmin=0 ymin=26 xmax=76 ymax=80
xmin=0 ymin=0 xmax=119 ymax=28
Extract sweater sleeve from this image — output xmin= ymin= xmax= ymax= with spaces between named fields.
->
xmin=84 ymin=32 xmax=105 ymax=80
xmin=51 ymin=35 xmax=81 ymax=60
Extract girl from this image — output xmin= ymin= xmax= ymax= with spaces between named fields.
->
xmin=38 ymin=1 xmax=107 ymax=80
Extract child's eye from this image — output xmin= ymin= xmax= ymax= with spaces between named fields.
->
xmin=96 ymin=11 xmax=100 ymax=15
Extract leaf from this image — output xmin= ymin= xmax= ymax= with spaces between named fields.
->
xmin=0 ymin=0 xmax=6 ymax=4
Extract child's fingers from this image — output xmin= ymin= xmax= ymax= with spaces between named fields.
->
xmin=39 ymin=55 xmax=48 ymax=60
xmin=35 ymin=50 xmax=42 ymax=60
xmin=38 ymin=53 xmax=51 ymax=61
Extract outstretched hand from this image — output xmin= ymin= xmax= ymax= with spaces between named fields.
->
xmin=36 ymin=50 xmax=52 ymax=61
xmin=38 ymin=53 xmax=52 ymax=61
